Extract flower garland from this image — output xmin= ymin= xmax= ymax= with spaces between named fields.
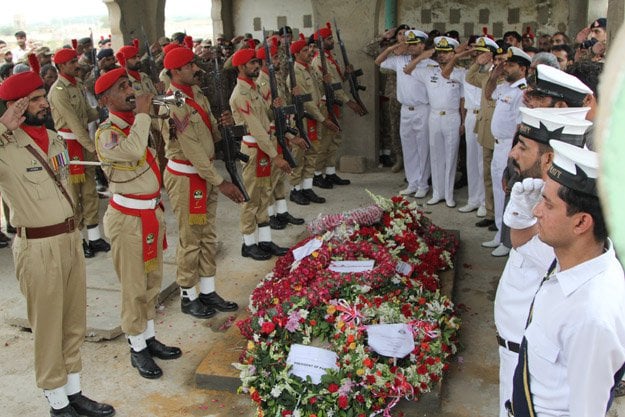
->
xmin=235 ymin=193 xmax=460 ymax=417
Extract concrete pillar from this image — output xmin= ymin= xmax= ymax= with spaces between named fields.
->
xmin=608 ymin=0 xmax=625 ymax=44
xmin=212 ymin=0 xmax=235 ymax=42
xmin=103 ymin=0 xmax=165 ymax=51
xmin=310 ymin=0 xmax=380 ymax=170
xmin=385 ymin=0 xmax=397 ymax=29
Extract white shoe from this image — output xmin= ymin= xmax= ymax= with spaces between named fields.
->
xmin=414 ymin=188 xmax=428 ymax=198
xmin=399 ymin=188 xmax=417 ymax=196
xmin=481 ymin=238 xmax=500 ymax=248
xmin=427 ymin=196 xmax=443 ymax=205
xmin=491 ymin=244 xmax=511 ymax=257
xmin=476 ymin=205 xmax=487 ymax=217
xmin=446 ymin=200 xmax=456 ymax=208
xmin=458 ymin=203 xmax=479 ymax=213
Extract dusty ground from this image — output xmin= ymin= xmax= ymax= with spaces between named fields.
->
xmin=0 ymin=168 xmax=623 ymax=417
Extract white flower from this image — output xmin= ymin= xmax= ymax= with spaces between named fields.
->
xmin=270 ymin=385 xmax=283 ymax=397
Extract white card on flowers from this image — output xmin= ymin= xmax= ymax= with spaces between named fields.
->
xmin=366 ymin=323 xmax=415 ymax=358
xmin=292 ymin=237 xmax=324 ymax=261
xmin=286 ymin=344 xmax=339 ymax=384
xmin=328 ymin=260 xmax=375 ymax=273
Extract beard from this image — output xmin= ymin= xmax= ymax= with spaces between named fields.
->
xmin=514 ymin=157 xmax=542 ymax=179
xmin=23 ymin=109 xmax=51 ymax=126
xmin=127 ymin=61 xmax=142 ymax=71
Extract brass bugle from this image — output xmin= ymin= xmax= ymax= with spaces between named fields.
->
xmin=128 ymin=90 xmax=184 ymax=107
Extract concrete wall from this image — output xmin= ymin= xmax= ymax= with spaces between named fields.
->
xmin=103 ymin=0 xmax=165 ymax=51
xmin=232 ymin=0 xmax=314 ymax=37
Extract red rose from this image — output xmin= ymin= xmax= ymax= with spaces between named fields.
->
xmin=327 ymin=383 xmax=339 ymax=393
xmin=338 ymin=395 xmax=349 ymax=409
xmin=417 ymin=364 xmax=428 ymax=375
xmin=281 ymin=410 xmax=292 ymax=416
xmin=260 ymin=321 xmax=275 ymax=334
xmin=363 ymin=357 xmax=374 ymax=369
xmin=356 ymin=394 xmax=365 ymax=403
xmin=309 ymin=397 xmax=317 ymax=405
xmin=251 ymin=390 xmax=262 ymax=403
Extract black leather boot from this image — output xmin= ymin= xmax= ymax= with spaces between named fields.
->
xmin=269 ymin=215 xmax=287 ymax=230
xmin=89 ymin=238 xmax=111 ymax=253
xmin=325 ymin=173 xmax=351 ymax=185
xmin=301 ymin=189 xmax=326 ymax=204
xmin=130 ymin=348 xmax=163 ymax=379
xmin=50 ymin=405 xmax=80 ymax=417
xmin=146 ymin=337 xmax=182 ymax=360
xmin=313 ymin=174 xmax=333 ymax=189
xmin=258 ymin=241 xmax=288 ymax=256
xmin=181 ymin=297 xmax=217 ymax=318
xmin=199 ymin=292 xmax=239 ymax=312
xmin=289 ymin=189 xmax=310 ymax=205
xmin=241 ymin=243 xmax=272 ymax=260
xmin=82 ymin=240 xmax=95 ymax=258
xmin=67 ymin=392 xmax=116 ymax=417
xmin=276 ymin=212 xmax=305 ymax=225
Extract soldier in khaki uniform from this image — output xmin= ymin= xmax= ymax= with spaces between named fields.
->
xmin=229 ymin=48 xmax=291 ymax=261
xmin=0 ymin=70 xmax=114 ymax=417
xmin=94 ymin=68 xmax=182 ymax=380
xmin=287 ymin=35 xmax=340 ymax=206
xmin=160 ymin=48 xmax=243 ymax=318
xmin=48 ymin=47 xmax=110 ymax=258
xmin=311 ymin=23 xmax=366 ymax=189
xmin=255 ymin=41 xmax=306 ymax=229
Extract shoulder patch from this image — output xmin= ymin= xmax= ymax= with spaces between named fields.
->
xmin=102 ymin=131 xmax=120 ymax=150
xmin=55 ymin=86 xmax=64 ymax=90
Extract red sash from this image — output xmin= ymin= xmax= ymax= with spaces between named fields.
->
xmin=109 ymin=191 xmax=163 ymax=273
xmin=59 ymin=128 xmax=86 ymax=183
xmin=184 ymin=98 xmax=213 ymax=132
xmin=243 ymin=141 xmax=276 ymax=178
xmin=307 ymin=119 xmax=318 ymax=141
xmin=166 ymin=160 xmax=208 ymax=225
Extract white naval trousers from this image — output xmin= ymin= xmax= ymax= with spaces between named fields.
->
xmin=400 ymin=104 xmax=430 ymax=192
xmin=465 ymin=110 xmax=485 ymax=207
xmin=428 ymin=109 xmax=461 ymax=204
xmin=499 ymin=346 xmax=518 ymax=417
xmin=491 ymin=138 xmax=513 ymax=243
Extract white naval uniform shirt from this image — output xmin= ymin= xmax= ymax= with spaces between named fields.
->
xmin=413 ymin=62 xmax=465 ymax=110
xmin=490 ymin=78 xmax=526 ymax=140
xmin=463 ymin=73 xmax=482 ymax=111
xmin=526 ymin=238 xmax=625 ymax=417
xmin=380 ymin=55 xmax=429 ymax=106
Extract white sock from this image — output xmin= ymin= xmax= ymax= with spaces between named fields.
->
xmin=199 ymin=276 xmax=215 ymax=294
xmin=303 ymin=178 xmax=313 ymax=189
xmin=268 ymin=204 xmax=275 ymax=216
xmin=87 ymin=227 xmax=101 ymax=241
xmin=243 ymin=233 xmax=256 ymax=246
xmin=144 ymin=320 xmax=155 ymax=340
xmin=180 ymin=286 xmax=198 ymax=301
xmin=276 ymin=199 xmax=288 ymax=214
xmin=258 ymin=225 xmax=271 ymax=243
xmin=294 ymin=184 xmax=302 ymax=191
xmin=314 ymin=171 xmax=322 ymax=176
xmin=127 ymin=333 xmax=147 ymax=352
xmin=325 ymin=166 xmax=336 ymax=175
xmin=381 ymin=149 xmax=391 ymax=155
xmin=64 ymin=373 xmax=80 ymax=396
xmin=44 ymin=387 xmax=69 ymax=410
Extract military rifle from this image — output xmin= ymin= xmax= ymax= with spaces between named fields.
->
xmin=212 ymin=57 xmax=250 ymax=201
xmin=262 ymin=28 xmax=298 ymax=168
xmin=333 ymin=19 xmax=368 ymax=114
xmin=315 ymin=26 xmax=343 ymax=128
xmin=283 ymin=30 xmax=312 ymax=149
xmin=89 ymin=29 xmax=100 ymax=80
xmin=140 ymin=26 xmax=161 ymax=90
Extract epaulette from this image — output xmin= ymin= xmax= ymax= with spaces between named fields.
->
xmin=518 ymin=83 xmax=527 ymax=90
xmin=0 ymin=130 xmax=15 ymax=145
xmin=427 ymin=64 xmax=439 ymax=68
xmin=240 ymin=90 xmax=248 ymax=96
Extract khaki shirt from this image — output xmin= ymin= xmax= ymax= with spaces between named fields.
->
xmin=0 ymin=123 xmax=74 ymax=227
xmin=289 ymin=61 xmax=326 ymax=122
xmin=230 ymin=77 xmax=278 ymax=159
xmin=48 ymin=75 xmax=99 ymax=153
xmin=95 ymin=113 xmax=160 ymax=196
xmin=311 ymin=50 xmax=351 ymax=104
xmin=466 ymin=62 xmax=497 ymax=150
xmin=161 ymin=84 xmax=224 ymax=187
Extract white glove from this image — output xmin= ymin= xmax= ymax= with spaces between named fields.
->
xmin=503 ymin=178 xmax=544 ymax=229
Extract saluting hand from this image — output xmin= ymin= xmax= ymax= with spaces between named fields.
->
xmin=0 ymin=97 xmax=28 ymax=131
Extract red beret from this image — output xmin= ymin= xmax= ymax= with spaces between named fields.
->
xmin=162 ymin=43 xmax=181 ymax=56
xmin=94 ymin=68 xmax=128 ymax=95
xmin=232 ymin=48 xmax=257 ymax=66
xmin=0 ymin=71 xmax=44 ymax=101
xmin=163 ymin=47 xmax=195 ymax=70
xmin=314 ymin=22 xmax=333 ymax=40
xmin=117 ymin=45 xmax=138 ymax=61
xmin=54 ymin=48 xmax=78 ymax=65
xmin=255 ymin=43 xmax=278 ymax=60
xmin=290 ymin=34 xmax=307 ymax=55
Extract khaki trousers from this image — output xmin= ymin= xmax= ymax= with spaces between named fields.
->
xmin=316 ymin=110 xmax=342 ymax=171
xmin=13 ymin=230 xmax=86 ymax=389
xmin=103 ymin=205 xmax=164 ymax=335
xmin=289 ymin=137 xmax=320 ymax=187
xmin=482 ymin=146 xmax=495 ymax=221
xmin=164 ymin=170 xmax=219 ymax=286
xmin=69 ymin=166 xmax=100 ymax=229
xmin=239 ymin=144 xmax=271 ymax=234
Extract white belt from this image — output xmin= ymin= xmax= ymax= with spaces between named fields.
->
xmin=112 ymin=194 xmax=160 ymax=210
xmin=242 ymin=135 xmax=257 ymax=145
xmin=58 ymin=130 xmax=77 ymax=140
xmin=167 ymin=160 xmax=198 ymax=174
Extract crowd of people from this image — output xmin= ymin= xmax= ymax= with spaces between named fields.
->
xmin=0 ymin=13 xmax=623 ymax=417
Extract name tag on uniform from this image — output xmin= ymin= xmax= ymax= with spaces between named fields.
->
xmin=27 ymin=166 xmax=43 ymax=172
